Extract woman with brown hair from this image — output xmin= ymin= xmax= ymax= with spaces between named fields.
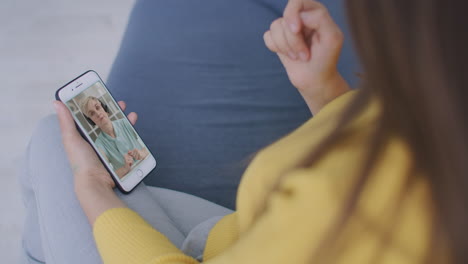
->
xmin=30 ymin=0 xmax=467 ymax=262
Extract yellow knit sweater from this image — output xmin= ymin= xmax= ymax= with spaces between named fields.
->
xmin=93 ymin=91 xmax=434 ymax=263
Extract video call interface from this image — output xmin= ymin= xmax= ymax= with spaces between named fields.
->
xmin=66 ymin=81 xmax=150 ymax=181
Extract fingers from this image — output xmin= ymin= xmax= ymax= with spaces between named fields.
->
xmin=283 ymin=0 xmax=324 ymax=33
xmin=53 ymin=101 xmax=81 ymax=143
xmin=124 ymin=153 xmax=133 ymax=166
xmin=263 ymin=30 xmax=278 ymax=53
xmin=264 ymin=18 xmax=309 ymax=61
xmin=283 ymin=0 xmax=303 ymax=33
xmin=300 ymin=9 xmax=343 ymax=44
xmin=127 ymin=112 xmax=138 ymax=125
xmin=127 ymin=149 xmax=138 ymax=159
xmin=282 ymin=19 xmax=309 ymax=61
xmin=118 ymin=100 xmax=138 ymax=125
xmin=118 ymin=101 xmax=126 ymax=111
xmin=269 ymin=19 xmax=291 ymax=57
xmin=265 ymin=2 xmax=342 ymax=61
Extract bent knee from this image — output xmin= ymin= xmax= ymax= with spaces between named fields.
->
xmin=26 ymin=114 xmax=73 ymax=185
xmin=30 ymin=114 xmax=61 ymax=145
xmin=28 ymin=114 xmax=66 ymax=165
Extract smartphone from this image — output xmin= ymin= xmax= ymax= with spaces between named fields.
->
xmin=55 ymin=70 xmax=156 ymax=193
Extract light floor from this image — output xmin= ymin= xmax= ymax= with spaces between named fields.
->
xmin=0 ymin=0 xmax=135 ymax=262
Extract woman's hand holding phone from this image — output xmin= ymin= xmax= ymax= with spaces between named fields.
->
xmin=54 ymin=100 xmax=138 ymax=191
xmin=263 ymin=0 xmax=350 ymax=114
xmin=54 ymin=99 xmax=138 ymax=225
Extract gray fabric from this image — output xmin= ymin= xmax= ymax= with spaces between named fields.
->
xmin=181 ymin=216 xmax=225 ymax=261
xmin=106 ymin=0 xmax=358 ymax=209
xmin=19 ymin=115 xmax=232 ymax=264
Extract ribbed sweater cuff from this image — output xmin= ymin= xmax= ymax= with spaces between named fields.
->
xmin=93 ymin=207 xmax=198 ymax=264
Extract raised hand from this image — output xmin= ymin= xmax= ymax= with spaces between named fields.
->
xmin=264 ymin=0 xmax=350 ymax=114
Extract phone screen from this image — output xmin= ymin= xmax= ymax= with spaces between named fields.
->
xmin=63 ymin=80 xmax=153 ymax=183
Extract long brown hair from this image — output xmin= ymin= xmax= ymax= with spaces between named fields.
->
xmin=346 ymin=1 xmax=468 ymax=262
xmin=257 ymin=0 xmax=468 ymax=263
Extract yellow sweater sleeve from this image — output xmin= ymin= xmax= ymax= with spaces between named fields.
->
xmin=92 ymin=173 xmax=342 ymax=264
xmin=93 ymin=174 xmax=402 ymax=264
xmin=203 ymin=213 xmax=239 ymax=261
xmin=93 ymin=208 xmax=198 ymax=264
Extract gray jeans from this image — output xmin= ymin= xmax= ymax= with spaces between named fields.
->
xmin=18 ymin=115 xmax=233 ymax=263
